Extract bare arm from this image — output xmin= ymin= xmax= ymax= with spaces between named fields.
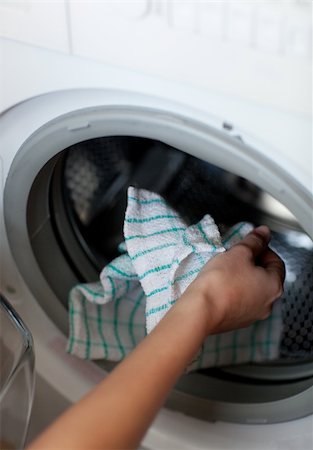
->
xmin=27 ymin=226 xmax=285 ymax=450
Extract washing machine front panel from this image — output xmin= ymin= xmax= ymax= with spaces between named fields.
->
xmin=1 ymin=90 xmax=313 ymax=431
xmin=1 ymin=37 xmax=312 ymax=201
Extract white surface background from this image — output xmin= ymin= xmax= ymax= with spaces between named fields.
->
xmin=0 ymin=0 xmax=311 ymax=115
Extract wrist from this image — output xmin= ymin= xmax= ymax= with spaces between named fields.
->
xmin=176 ymin=282 xmax=214 ymax=339
xmin=183 ymin=273 xmax=226 ymax=336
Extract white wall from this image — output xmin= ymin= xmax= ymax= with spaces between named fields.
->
xmin=0 ymin=0 xmax=311 ymax=115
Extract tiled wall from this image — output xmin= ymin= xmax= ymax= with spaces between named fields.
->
xmin=0 ymin=1 xmax=311 ymax=114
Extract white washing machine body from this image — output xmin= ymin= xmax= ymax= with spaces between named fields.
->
xmin=1 ymin=38 xmax=313 ymax=449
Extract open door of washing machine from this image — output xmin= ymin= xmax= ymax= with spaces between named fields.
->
xmin=2 ymin=90 xmax=313 ymax=425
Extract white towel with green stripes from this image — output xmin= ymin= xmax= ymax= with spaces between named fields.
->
xmin=67 ymin=187 xmax=282 ymax=369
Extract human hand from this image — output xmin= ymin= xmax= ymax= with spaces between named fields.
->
xmin=27 ymin=225 xmax=285 ymax=450
xmin=186 ymin=225 xmax=285 ymax=335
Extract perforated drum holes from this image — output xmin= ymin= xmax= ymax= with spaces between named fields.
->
xmin=270 ymin=233 xmax=313 ymax=358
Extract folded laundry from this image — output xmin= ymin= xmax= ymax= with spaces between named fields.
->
xmin=67 ymin=187 xmax=282 ymax=370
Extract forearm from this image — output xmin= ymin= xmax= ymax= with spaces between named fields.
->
xmin=27 ymin=288 xmax=208 ymax=450
xmin=27 ymin=226 xmax=285 ymax=450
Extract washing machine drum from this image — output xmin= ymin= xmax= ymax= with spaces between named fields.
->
xmin=42 ymin=136 xmax=313 ymax=361
xmin=5 ymin=112 xmax=313 ymax=424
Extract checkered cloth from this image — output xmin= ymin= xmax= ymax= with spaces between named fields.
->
xmin=67 ymin=187 xmax=282 ymax=370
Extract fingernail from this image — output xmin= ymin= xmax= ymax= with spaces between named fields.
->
xmin=253 ymin=225 xmax=271 ymax=241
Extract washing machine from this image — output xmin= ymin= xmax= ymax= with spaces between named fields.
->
xmin=1 ymin=2 xmax=313 ymax=449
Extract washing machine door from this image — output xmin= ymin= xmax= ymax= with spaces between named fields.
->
xmin=1 ymin=89 xmax=313 ymax=425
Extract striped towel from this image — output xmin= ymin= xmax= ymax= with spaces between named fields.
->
xmin=67 ymin=187 xmax=282 ymax=369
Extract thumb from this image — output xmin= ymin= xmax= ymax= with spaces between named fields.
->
xmin=236 ymin=225 xmax=271 ymax=260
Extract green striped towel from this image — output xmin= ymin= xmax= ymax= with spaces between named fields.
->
xmin=67 ymin=187 xmax=282 ymax=369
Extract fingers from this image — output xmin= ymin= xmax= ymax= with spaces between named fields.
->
xmin=259 ymin=247 xmax=286 ymax=285
xmin=236 ymin=226 xmax=285 ymax=298
xmin=236 ymin=225 xmax=271 ymax=260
